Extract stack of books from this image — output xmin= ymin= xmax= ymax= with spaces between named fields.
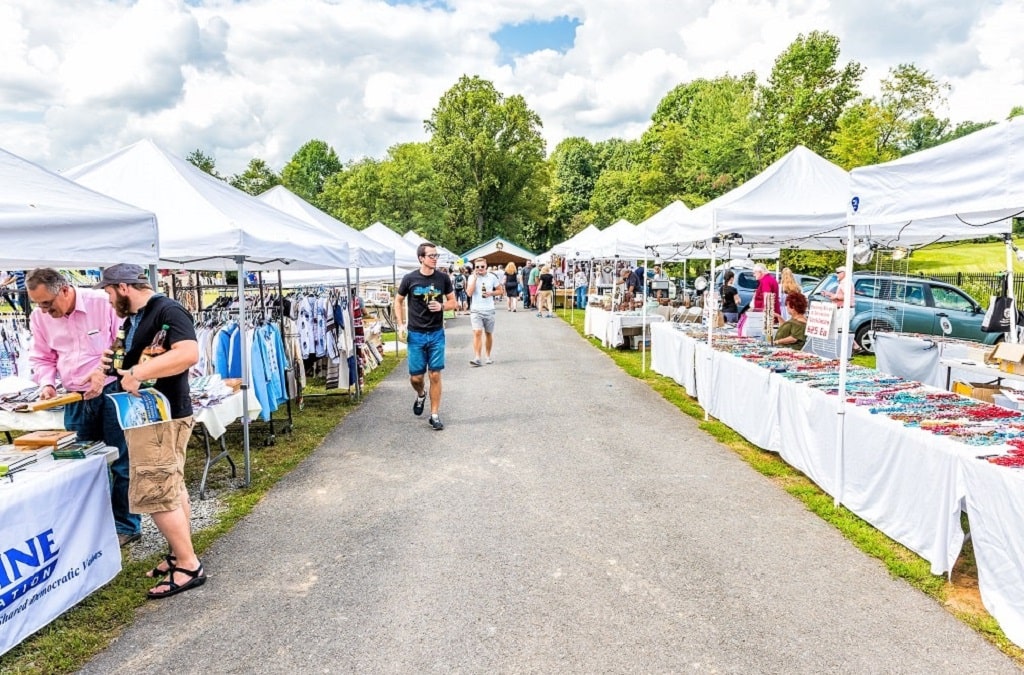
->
xmin=52 ymin=440 xmax=107 ymax=460
xmin=13 ymin=430 xmax=77 ymax=451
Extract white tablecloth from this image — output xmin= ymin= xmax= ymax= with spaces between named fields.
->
xmin=873 ymin=333 xmax=992 ymax=390
xmin=583 ymin=306 xmax=664 ymax=347
xmin=650 ymin=323 xmax=699 ymax=396
xmin=961 ymin=458 xmax=1024 ymax=648
xmin=193 ymin=390 xmax=262 ymax=440
xmin=0 ymin=455 xmax=121 ymax=656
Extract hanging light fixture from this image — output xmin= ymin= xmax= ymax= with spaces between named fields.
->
xmin=891 ymin=247 xmax=909 ymax=261
xmin=852 ymin=241 xmax=874 ymax=265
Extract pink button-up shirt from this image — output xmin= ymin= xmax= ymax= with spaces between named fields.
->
xmin=29 ymin=287 xmax=122 ymax=392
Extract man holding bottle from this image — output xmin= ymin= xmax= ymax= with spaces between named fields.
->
xmin=27 ymin=267 xmax=142 ymax=547
xmin=96 ymin=263 xmax=206 ymax=599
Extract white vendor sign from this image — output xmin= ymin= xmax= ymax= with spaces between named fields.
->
xmin=0 ymin=456 xmax=121 ymax=656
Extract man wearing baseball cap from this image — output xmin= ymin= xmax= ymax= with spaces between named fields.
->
xmin=97 ymin=263 xmax=207 ymax=598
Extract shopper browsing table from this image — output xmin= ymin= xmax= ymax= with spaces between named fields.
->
xmin=395 ymin=243 xmax=457 ymax=431
xmin=97 ymin=264 xmax=206 ymax=599
xmin=26 ymin=267 xmax=142 ymax=547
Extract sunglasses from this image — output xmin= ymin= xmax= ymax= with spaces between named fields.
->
xmin=475 ymin=265 xmax=486 ymax=269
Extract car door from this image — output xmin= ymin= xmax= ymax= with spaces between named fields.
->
xmin=929 ymin=284 xmax=986 ymax=339
xmin=890 ymin=280 xmax=934 ymax=334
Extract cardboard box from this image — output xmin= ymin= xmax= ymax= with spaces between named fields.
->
xmin=953 ymin=381 xmax=1001 ymax=403
xmin=992 ymin=342 xmax=1024 ymax=376
xmin=965 ymin=345 xmax=996 ymax=365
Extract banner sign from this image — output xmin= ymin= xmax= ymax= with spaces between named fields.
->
xmin=0 ymin=456 xmax=121 ymax=656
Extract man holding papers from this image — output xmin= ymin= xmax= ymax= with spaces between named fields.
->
xmin=96 ymin=264 xmax=206 ymax=599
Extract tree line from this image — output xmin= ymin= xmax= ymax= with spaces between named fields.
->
xmin=190 ymin=30 xmax=1021 ymax=270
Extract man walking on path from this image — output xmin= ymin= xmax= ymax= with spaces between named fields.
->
xmin=466 ymin=257 xmax=502 ymax=366
xmin=97 ymin=264 xmax=205 ymax=599
xmin=27 ymin=267 xmax=142 ymax=547
xmin=396 ymin=242 xmax=456 ymax=430
xmin=528 ymin=262 xmax=540 ymax=311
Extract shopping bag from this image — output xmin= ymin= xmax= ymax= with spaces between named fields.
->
xmin=982 ymin=296 xmax=1019 ymax=332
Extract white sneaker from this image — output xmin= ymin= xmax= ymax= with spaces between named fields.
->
xmin=485 ymin=357 xmax=493 ymax=364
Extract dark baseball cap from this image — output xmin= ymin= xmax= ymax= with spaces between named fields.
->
xmin=94 ymin=263 xmax=149 ymax=288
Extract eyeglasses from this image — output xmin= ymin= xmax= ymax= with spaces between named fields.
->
xmin=474 ymin=265 xmax=486 ymax=269
xmin=423 ymin=253 xmax=440 ymax=259
xmin=33 ymin=287 xmax=66 ymax=310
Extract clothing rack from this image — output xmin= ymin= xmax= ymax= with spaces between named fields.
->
xmin=186 ymin=279 xmax=294 ymax=446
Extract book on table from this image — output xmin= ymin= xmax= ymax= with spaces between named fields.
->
xmin=13 ymin=430 xmax=77 ymax=450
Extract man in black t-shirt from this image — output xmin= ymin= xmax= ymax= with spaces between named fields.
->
xmin=97 ymin=263 xmax=206 ymax=599
xmin=396 ymin=242 xmax=456 ymax=430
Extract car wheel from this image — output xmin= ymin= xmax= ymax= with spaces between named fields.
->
xmin=855 ymin=321 xmax=890 ymax=354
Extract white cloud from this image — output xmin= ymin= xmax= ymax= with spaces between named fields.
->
xmin=0 ymin=0 xmax=1018 ymax=176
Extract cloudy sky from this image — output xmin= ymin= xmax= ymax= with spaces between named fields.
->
xmin=1 ymin=0 xmax=1021 ymax=177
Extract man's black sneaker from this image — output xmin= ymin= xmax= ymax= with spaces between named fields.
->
xmin=429 ymin=415 xmax=444 ymax=431
xmin=413 ymin=393 xmax=426 ymax=416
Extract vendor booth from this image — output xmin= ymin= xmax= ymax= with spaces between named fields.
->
xmin=0 ymin=146 xmax=158 ymax=656
xmin=64 ymin=139 xmax=358 ymax=490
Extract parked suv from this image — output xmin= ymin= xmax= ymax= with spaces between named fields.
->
xmin=808 ymin=272 xmax=1001 ymax=353
xmin=713 ymin=270 xmax=819 ymax=309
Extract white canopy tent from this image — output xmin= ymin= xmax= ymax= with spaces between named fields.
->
xmin=585 ymin=219 xmax=638 ymax=259
xmin=545 ymin=224 xmax=601 ymax=261
xmin=256 ymin=186 xmax=399 ymax=286
xmin=363 ymin=222 xmax=421 ymax=269
xmin=63 ymin=140 xmax=352 ymax=272
xmin=0 ymin=147 xmax=158 ymax=267
xmin=403 ymin=231 xmax=457 ymax=266
xmin=849 ymin=116 xmax=1024 ymax=240
xmin=646 ymin=146 xmax=849 ymax=252
xmin=64 ymin=139 xmax=361 ymax=485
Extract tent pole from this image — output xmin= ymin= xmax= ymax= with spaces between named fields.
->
xmin=393 ymin=264 xmax=399 ymax=358
xmin=834 ymin=224 xmax=856 ymax=506
xmin=348 ymin=268 xmax=361 ymax=401
xmin=237 ymin=256 xmax=252 ymax=487
xmin=1007 ymin=235 xmax=1018 ymax=344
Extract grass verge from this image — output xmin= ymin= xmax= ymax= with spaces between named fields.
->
xmin=0 ymin=355 xmax=399 ymax=675
xmin=559 ymin=308 xmax=1024 ymax=666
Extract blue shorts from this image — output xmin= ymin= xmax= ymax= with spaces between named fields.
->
xmin=407 ymin=328 xmax=446 ymax=375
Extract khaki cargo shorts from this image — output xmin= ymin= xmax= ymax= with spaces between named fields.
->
xmin=124 ymin=416 xmax=194 ymax=514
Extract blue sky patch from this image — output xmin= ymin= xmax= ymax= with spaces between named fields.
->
xmin=493 ymin=16 xmax=580 ymax=65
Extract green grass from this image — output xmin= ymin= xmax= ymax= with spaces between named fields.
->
xmin=0 ymin=355 xmax=399 ymax=675
xmin=557 ymin=307 xmax=1024 ymax=666
xmin=909 ymin=239 xmax=1024 ymax=275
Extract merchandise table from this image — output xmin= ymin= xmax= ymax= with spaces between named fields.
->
xmin=0 ymin=454 xmax=121 ymax=657
xmin=961 ymin=458 xmax=1024 ymax=648
xmin=0 ymin=391 xmax=262 ymax=500
xmin=937 ymin=358 xmax=1024 ymax=392
xmin=650 ymin=323 xmax=699 ymax=396
xmin=584 ymin=306 xmax=665 ymax=348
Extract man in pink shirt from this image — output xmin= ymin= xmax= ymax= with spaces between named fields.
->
xmin=27 ymin=268 xmax=141 ymax=546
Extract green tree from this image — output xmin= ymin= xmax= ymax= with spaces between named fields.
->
xmin=425 ymin=75 xmax=547 ymax=250
xmin=378 ymin=142 xmax=446 ymax=239
xmin=756 ymin=31 xmax=863 ymax=163
xmin=281 ymin=139 xmax=342 ymax=207
xmin=641 ymin=75 xmax=759 ymax=204
xmin=830 ymin=64 xmax=949 ymax=168
xmin=321 ymin=158 xmax=384 ymax=229
xmin=186 ymin=149 xmax=222 ymax=179
xmin=547 ymin=137 xmax=600 ymax=236
xmin=229 ymin=158 xmax=280 ymax=195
